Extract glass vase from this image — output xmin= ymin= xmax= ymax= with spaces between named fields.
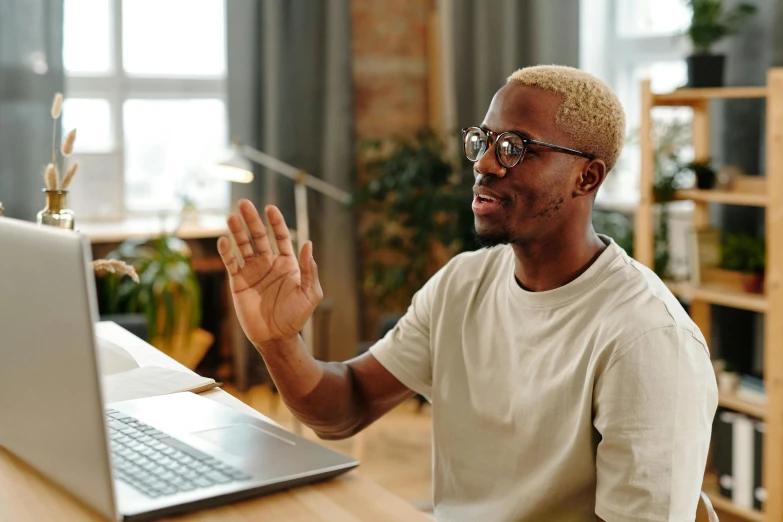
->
xmin=36 ymin=189 xmax=75 ymax=230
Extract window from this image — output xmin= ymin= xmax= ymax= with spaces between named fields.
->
xmin=63 ymin=0 xmax=228 ymax=218
xmin=580 ymin=0 xmax=693 ymax=205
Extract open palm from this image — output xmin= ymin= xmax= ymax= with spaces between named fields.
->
xmin=217 ymin=201 xmax=323 ymax=346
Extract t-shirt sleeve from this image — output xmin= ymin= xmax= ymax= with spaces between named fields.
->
xmin=593 ymin=325 xmax=719 ymax=522
xmin=368 ymin=269 xmax=443 ymax=402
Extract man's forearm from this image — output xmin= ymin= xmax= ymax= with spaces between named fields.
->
xmin=254 ymin=336 xmax=365 ymax=439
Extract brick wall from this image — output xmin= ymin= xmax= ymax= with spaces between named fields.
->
xmin=351 ymin=0 xmax=435 ymax=339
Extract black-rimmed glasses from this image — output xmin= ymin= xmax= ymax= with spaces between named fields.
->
xmin=462 ymin=126 xmax=593 ymax=169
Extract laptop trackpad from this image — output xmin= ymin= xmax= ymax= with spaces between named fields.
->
xmin=192 ymin=423 xmax=296 ymax=457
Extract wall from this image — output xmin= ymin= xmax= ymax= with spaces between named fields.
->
xmin=352 ymin=0 xmax=433 ymax=141
xmin=351 ymin=0 xmax=435 ymax=338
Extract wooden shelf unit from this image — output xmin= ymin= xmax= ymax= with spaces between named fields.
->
xmin=653 ymin=86 xmax=768 ymax=104
xmin=672 ymin=174 xmax=768 ymax=207
xmin=673 ymin=189 xmax=768 ymax=207
xmin=719 ymin=390 xmax=767 ymax=420
xmin=703 ymin=473 xmax=765 ymax=522
xmin=634 ymin=69 xmax=783 ymax=521
xmin=664 ymin=280 xmax=768 ymax=313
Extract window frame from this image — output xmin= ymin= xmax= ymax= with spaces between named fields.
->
xmin=580 ymin=0 xmax=692 ymax=207
xmin=64 ymin=0 xmax=228 ymax=218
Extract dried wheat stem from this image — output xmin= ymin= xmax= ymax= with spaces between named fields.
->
xmin=91 ymin=259 xmax=140 ymax=283
xmin=61 ymin=128 xmax=76 ymax=156
xmin=44 ymin=163 xmax=58 ymax=190
xmin=51 ymin=93 xmax=63 ymax=166
xmin=62 ymin=161 xmax=79 ymax=189
xmin=51 ymin=93 xmax=63 ymax=119
xmin=61 ymin=128 xmax=77 ymax=179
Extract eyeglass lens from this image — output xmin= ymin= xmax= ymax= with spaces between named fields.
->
xmin=464 ymin=128 xmax=525 ymax=168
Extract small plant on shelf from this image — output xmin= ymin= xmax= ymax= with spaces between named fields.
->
xmin=720 ymin=233 xmax=765 ymax=293
xmin=684 ymin=0 xmax=758 ymax=87
xmin=684 ymin=159 xmax=717 ymax=189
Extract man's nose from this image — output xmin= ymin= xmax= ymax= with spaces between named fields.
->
xmin=474 ymin=143 xmax=507 ymax=179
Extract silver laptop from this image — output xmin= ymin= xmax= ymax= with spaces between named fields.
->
xmin=0 ymin=217 xmax=358 ymax=521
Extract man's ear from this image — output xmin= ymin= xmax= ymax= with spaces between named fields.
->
xmin=574 ymin=159 xmax=607 ymax=198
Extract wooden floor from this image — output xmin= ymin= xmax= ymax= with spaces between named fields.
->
xmin=222 ymin=383 xmax=434 ymax=511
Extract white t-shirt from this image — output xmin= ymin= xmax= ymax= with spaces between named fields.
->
xmin=370 ymin=236 xmax=718 ymax=522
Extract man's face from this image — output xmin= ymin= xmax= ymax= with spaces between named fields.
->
xmin=472 ymin=84 xmax=589 ymax=247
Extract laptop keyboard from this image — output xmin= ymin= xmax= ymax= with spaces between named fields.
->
xmin=106 ymin=408 xmax=251 ymax=498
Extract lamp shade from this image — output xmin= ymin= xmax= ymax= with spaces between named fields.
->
xmin=209 ymin=143 xmax=254 ymax=183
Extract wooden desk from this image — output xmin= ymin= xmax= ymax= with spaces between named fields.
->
xmin=0 ymin=322 xmax=431 ymax=522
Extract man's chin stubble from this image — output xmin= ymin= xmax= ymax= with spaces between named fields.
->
xmin=473 ymin=228 xmax=512 ymax=248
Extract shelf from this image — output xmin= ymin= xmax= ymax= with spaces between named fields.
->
xmin=665 ymin=281 xmax=768 ymax=313
xmin=653 ymin=86 xmax=767 ymax=106
xmin=673 ymin=189 xmax=768 ymax=207
xmin=703 ymin=473 xmax=764 ymax=522
xmin=720 ymin=390 xmax=766 ymax=419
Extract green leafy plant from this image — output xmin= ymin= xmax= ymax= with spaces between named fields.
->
xmin=102 ymin=232 xmax=201 ymax=351
xmin=686 ymin=0 xmax=757 ymax=54
xmin=353 ymin=128 xmax=477 ymax=310
xmin=653 ymin=174 xmax=680 ymax=203
xmin=649 ymin=118 xmax=693 ymax=277
xmin=592 ymin=210 xmax=634 ymax=257
xmin=721 ymin=233 xmax=765 ymax=274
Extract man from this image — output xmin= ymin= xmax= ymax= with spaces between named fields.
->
xmin=217 ymin=65 xmax=718 ymax=522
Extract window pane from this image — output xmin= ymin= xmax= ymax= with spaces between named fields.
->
xmin=122 ymin=0 xmax=226 ymax=77
xmin=63 ymin=0 xmax=112 ymax=74
xmin=62 ymin=98 xmax=114 ymax=153
xmin=123 ymin=99 xmax=229 ymax=212
xmin=633 ymin=60 xmax=688 ymax=94
xmin=617 ymin=0 xmax=690 ymax=37
xmin=604 ymin=60 xmax=691 ymax=201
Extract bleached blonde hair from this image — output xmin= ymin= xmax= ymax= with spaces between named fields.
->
xmin=506 ymin=65 xmax=626 ymax=172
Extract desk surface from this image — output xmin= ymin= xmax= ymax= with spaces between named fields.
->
xmin=0 ymin=322 xmax=431 ymax=521
xmin=78 ymin=214 xmax=230 ymax=244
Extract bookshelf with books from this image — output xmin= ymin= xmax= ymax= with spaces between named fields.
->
xmin=634 ymin=68 xmax=783 ymax=521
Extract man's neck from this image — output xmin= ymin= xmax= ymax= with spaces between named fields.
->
xmin=511 ymin=227 xmax=607 ymax=292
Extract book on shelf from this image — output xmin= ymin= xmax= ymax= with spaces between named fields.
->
xmin=711 ymin=407 xmax=766 ymax=510
xmin=687 ymin=227 xmax=721 ymax=285
xmin=737 ymin=374 xmax=766 ymax=406
xmin=754 ymin=420 xmax=765 ymax=511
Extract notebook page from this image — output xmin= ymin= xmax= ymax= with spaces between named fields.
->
xmin=102 ymin=366 xmax=217 ymax=404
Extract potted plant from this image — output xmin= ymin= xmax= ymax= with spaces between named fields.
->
xmin=685 ymin=159 xmax=717 ymax=189
xmin=99 ymin=224 xmax=212 ymax=369
xmin=720 ymin=233 xmax=765 ymax=293
xmin=352 ymin=128 xmax=477 ymax=312
xmin=684 ymin=0 xmax=757 ymax=88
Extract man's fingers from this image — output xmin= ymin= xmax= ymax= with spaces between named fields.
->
xmin=299 ymin=241 xmax=324 ymax=303
xmin=265 ymin=205 xmax=295 ymax=257
xmin=227 ymin=213 xmax=255 ymax=260
xmin=239 ymin=199 xmax=272 ymax=257
xmin=217 ymin=236 xmax=240 ymax=277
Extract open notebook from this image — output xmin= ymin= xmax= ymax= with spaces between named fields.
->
xmin=96 ymin=336 xmax=220 ymax=404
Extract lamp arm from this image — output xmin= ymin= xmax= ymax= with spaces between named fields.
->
xmin=240 ymin=144 xmax=351 ymax=204
xmin=302 ymin=175 xmax=351 ymax=204
xmin=240 ymin=144 xmax=300 ymax=181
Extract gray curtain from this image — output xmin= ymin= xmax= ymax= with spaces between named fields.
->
xmin=0 ymin=0 xmax=65 ymax=220
xmin=226 ymin=0 xmax=359 ymax=374
xmin=446 ymin=0 xmax=580 ymax=131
